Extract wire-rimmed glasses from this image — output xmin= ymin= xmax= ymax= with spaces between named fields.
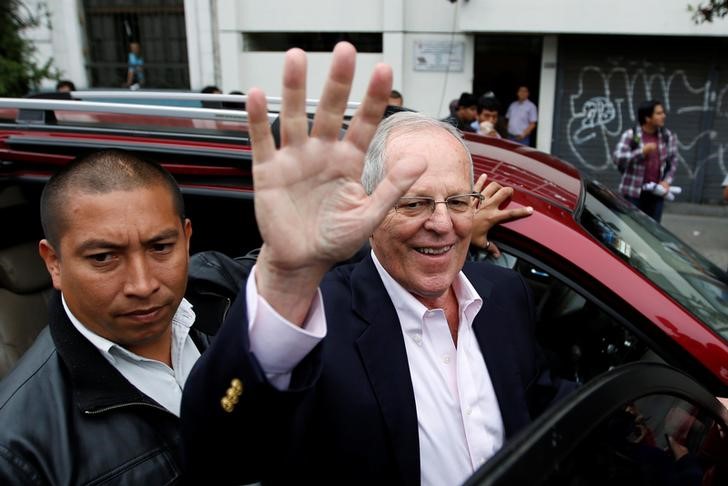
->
xmin=394 ymin=192 xmax=484 ymax=218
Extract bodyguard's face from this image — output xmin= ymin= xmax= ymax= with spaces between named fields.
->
xmin=371 ymin=127 xmax=473 ymax=307
xmin=39 ymin=184 xmax=192 ymax=357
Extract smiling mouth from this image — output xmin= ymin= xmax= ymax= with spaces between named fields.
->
xmin=416 ymin=245 xmax=453 ymax=255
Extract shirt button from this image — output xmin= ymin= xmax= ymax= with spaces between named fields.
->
xmin=465 ymin=407 xmax=472 ymax=416
xmin=412 ymin=334 xmax=422 ymax=346
xmin=442 ymin=355 xmax=450 ymax=364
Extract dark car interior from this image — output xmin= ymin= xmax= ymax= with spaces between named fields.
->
xmin=0 ymin=184 xmax=52 ymax=378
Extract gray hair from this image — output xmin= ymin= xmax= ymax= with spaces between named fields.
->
xmin=361 ymin=111 xmax=474 ymax=195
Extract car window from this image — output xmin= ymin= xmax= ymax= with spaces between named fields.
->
xmin=464 ymin=363 xmax=728 ymax=486
xmin=541 ymin=394 xmax=728 ymax=485
xmin=480 ymin=252 xmax=651 ymax=385
xmin=580 ymin=180 xmax=728 ymax=342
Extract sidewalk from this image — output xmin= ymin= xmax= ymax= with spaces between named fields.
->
xmin=662 ymin=203 xmax=728 ymax=270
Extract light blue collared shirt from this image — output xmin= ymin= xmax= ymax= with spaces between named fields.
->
xmin=62 ymin=295 xmax=201 ymax=416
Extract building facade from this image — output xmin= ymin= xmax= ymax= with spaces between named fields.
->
xmin=24 ymin=0 xmax=728 ymax=203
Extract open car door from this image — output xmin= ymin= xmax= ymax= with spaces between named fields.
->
xmin=464 ymin=362 xmax=728 ymax=486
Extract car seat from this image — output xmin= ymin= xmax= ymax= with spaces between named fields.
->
xmin=0 ymin=241 xmax=53 ymax=379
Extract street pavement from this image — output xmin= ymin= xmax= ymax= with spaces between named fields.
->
xmin=661 ymin=202 xmax=728 ymax=271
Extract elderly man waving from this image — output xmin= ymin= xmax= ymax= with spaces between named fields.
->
xmin=181 ymin=42 xmax=570 ymax=486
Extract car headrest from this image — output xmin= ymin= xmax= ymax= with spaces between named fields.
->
xmin=0 ymin=242 xmax=52 ymax=294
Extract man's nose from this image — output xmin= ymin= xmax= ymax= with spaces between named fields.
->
xmin=124 ymin=254 xmax=160 ymax=297
xmin=424 ymin=202 xmax=454 ymax=232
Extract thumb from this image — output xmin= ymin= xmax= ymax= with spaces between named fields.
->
xmin=366 ymin=156 xmax=427 ymax=223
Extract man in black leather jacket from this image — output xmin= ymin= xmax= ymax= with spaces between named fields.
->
xmin=0 ymin=150 xmax=210 ymax=484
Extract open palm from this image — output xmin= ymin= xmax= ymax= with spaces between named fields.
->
xmin=246 ymin=43 xmax=425 ymax=323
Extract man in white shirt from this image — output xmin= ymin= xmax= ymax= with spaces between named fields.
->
xmin=506 ymin=85 xmax=538 ymax=146
xmin=0 ymin=149 xmax=208 ymax=484
xmin=182 ymin=42 xmax=570 ymax=485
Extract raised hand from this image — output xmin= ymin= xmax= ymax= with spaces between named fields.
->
xmin=246 ymin=42 xmax=426 ymax=324
xmin=471 ymin=174 xmax=533 ymax=258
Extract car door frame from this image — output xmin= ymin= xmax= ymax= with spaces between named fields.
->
xmin=463 ymin=361 xmax=728 ymax=486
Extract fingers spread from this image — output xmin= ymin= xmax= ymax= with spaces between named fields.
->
xmin=482 ymin=181 xmax=504 ymax=199
xmin=474 ymin=173 xmax=488 ymax=193
xmin=485 ymin=185 xmax=513 ymax=206
xmin=310 ymin=42 xmax=356 ymax=140
xmin=504 ymin=206 xmax=534 ymax=221
xmin=248 ymin=88 xmax=276 ymax=165
xmin=488 ymin=242 xmax=502 ymax=259
xmin=490 ymin=206 xmax=534 ymax=226
xmin=281 ymin=48 xmax=309 ymax=147
xmin=345 ymin=62 xmax=392 ymax=154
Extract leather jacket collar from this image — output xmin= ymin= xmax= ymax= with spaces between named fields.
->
xmin=48 ymin=291 xmax=184 ymax=415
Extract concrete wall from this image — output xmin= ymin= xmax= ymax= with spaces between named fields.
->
xmin=219 ymin=0 xmax=475 ymax=117
xmin=185 ymin=0 xmax=219 ymax=90
xmin=458 ymin=0 xmax=728 ymax=36
xmin=21 ymin=0 xmax=88 ymax=90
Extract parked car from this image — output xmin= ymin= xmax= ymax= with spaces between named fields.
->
xmin=0 ymin=93 xmax=726 ymax=483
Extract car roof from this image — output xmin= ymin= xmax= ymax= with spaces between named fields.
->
xmin=464 ymin=132 xmax=583 ymax=214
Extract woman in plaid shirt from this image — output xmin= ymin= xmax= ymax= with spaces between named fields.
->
xmin=613 ymin=100 xmax=678 ymax=223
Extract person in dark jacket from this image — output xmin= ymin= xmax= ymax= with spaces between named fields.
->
xmin=0 ymin=150 xmax=208 ymax=484
xmin=443 ymin=92 xmax=478 ymax=132
xmin=181 ymin=42 xmax=570 ymax=485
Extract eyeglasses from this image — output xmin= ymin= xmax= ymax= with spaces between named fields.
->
xmin=394 ymin=192 xmax=484 ymax=218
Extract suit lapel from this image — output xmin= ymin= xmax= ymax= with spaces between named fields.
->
xmin=351 ymin=256 xmax=420 ymax=486
xmin=464 ymin=264 xmax=528 ymax=438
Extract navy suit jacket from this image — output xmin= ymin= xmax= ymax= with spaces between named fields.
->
xmin=181 ymin=255 xmax=569 ymax=485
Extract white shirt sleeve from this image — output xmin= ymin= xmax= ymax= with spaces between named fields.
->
xmin=722 ymin=174 xmax=728 ymax=187
xmin=245 ymin=265 xmax=327 ymax=390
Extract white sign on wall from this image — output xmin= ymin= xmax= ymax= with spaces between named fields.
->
xmin=413 ymin=41 xmax=464 ymax=72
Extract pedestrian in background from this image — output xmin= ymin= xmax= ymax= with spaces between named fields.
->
xmin=55 ymin=80 xmax=75 ymax=93
xmin=613 ymin=100 xmax=678 ymax=223
xmin=443 ymin=92 xmax=478 ymax=132
xmin=124 ymin=41 xmax=144 ymax=90
xmin=388 ymin=89 xmax=403 ymax=107
xmin=506 ymin=85 xmax=537 ymax=146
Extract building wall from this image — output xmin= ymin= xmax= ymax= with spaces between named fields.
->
xmin=185 ymin=0 xmax=218 ymax=90
xmin=21 ymin=0 xmax=88 ymax=90
xmin=457 ymin=0 xmax=728 ymax=36
xmin=217 ymin=0 xmax=475 ymax=118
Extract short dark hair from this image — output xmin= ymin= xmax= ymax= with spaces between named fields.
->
xmin=478 ymin=97 xmax=500 ymax=114
xmin=56 ymin=80 xmax=76 ymax=92
xmin=637 ymin=100 xmax=663 ymax=125
xmin=40 ymin=150 xmax=185 ymax=249
xmin=389 ymin=90 xmax=403 ymax=100
xmin=201 ymin=85 xmax=222 ymax=94
xmin=457 ymin=92 xmax=477 ymax=109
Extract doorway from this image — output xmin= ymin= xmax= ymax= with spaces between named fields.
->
xmin=473 ymin=35 xmax=542 ymax=145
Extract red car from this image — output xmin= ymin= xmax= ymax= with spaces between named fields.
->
xmin=1 ymin=94 xmax=726 ymax=483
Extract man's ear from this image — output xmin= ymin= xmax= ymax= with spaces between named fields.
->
xmin=39 ymin=239 xmax=62 ymax=290
xmin=183 ymin=218 xmax=192 ymax=255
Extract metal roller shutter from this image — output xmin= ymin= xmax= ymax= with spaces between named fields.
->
xmin=551 ymin=35 xmax=728 ymax=204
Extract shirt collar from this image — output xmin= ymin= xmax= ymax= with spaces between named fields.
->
xmin=370 ymin=250 xmax=483 ymax=334
xmin=62 ymin=294 xmax=195 ymax=365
